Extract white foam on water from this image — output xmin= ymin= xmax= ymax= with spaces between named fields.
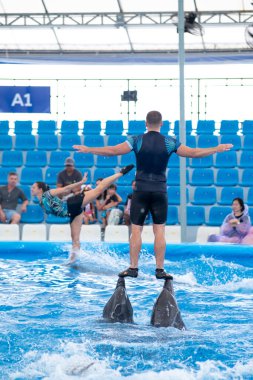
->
xmin=211 ymin=277 xmax=253 ymax=292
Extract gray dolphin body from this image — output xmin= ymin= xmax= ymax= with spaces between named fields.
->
xmin=103 ymin=277 xmax=134 ymax=323
xmin=151 ymin=279 xmax=186 ymax=330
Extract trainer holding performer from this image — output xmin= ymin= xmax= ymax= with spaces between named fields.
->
xmin=31 ymin=165 xmax=134 ymax=263
xmin=74 ymin=111 xmax=233 ymax=279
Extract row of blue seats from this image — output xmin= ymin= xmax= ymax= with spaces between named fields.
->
xmin=1 ymin=166 xmax=253 ymax=187
xmin=1 ymin=119 xmax=253 ymax=135
xmin=9 ymin=204 xmax=253 ymax=226
xmin=1 ymin=133 xmax=253 ymax=151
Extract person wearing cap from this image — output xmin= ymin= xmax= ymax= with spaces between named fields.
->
xmin=57 ymin=157 xmax=83 ymax=188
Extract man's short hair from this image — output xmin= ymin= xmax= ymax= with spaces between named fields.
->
xmin=8 ymin=172 xmax=18 ymax=177
xmin=146 ymin=111 xmax=162 ymax=125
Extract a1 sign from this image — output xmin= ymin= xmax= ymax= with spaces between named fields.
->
xmin=0 ymin=86 xmax=50 ymax=113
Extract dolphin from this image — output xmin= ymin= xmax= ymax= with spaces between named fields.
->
xmin=103 ymin=277 xmax=134 ymax=323
xmin=151 ymin=279 xmax=186 ymax=330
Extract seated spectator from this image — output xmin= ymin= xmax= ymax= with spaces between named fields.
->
xmin=100 ymin=184 xmax=122 ymax=228
xmin=124 ymin=180 xmax=136 ymax=226
xmin=241 ymin=227 xmax=253 ymax=245
xmin=208 ymin=197 xmax=251 ymax=244
xmin=57 ymin=157 xmax=82 ymax=187
xmin=82 ymin=185 xmax=96 ymax=224
xmin=0 ymin=172 xmax=28 ymax=224
xmin=95 ymin=178 xmax=107 ymax=223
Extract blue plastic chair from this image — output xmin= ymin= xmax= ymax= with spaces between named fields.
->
xmin=240 ymin=169 xmax=253 ymax=187
xmin=15 ymin=135 xmax=36 ymax=151
xmin=117 ymin=186 xmax=132 ymax=204
xmin=190 ymin=156 xmax=213 ymax=168
xmin=196 ymin=120 xmax=215 ymax=135
xmin=166 ymin=206 xmax=179 ymax=225
xmin=119 ymin=152 xmax=135 ymax=167
xmin=0 ymin=120 xmax=9 ymax=134
xmin=187 ymin=206 xmax=205 ymax=225
xmin=167 ymin=169 xmax=189 ymax=186
xmin=190 ymin=169 xmax=214 ymax=186
xmin=93 ymin=168 xmax=115 ymax=182
xmin=127 ymin=120 xmax=146 ymax=135
xmin=18 ymin=185 xmax=31 ymax=202
xmin=215 ymin=169 xmax=239 ymax=186
xmin=167 ymin=153 xmax=179 ymax=168
xmin=25 ymin=151 xmax=47 ymax=167
xmin=37 ymin=120 xmax=57 ymax=134
xmin=239 ymin=151 xmax=253 ymax=168
xmin=242 ymin=120 xmax=253 ymax=135
xmin=73 ymin=152 xmax=94 ymax=168
xmin=215 ymin=151 xmax=237 ymax=168
xmin=60 ymin=120 xmax=79 ymax=135
xmin=1 ymin=151 xmax=23 ymax=167
xmin=105 ymin=120 xmax=124 ymax=135
xmin=220 ymin=135 xmax=241 ymax=151
xmin=0 ymin=167 xmax=16 ymax=185
xmin=248 ymin=207 xmax=253 ymax=220
xmin=207 ymin=206 xmax=232 ymax=226
xmin=117 ymin=171 xmax=135 ymax=186
xmin=60 ymin=135 xmax=81 ymax=151
xmin=84 ymin=135 xmax=104 ymax=147
xmin=197 ymin=135 xmax=218 ymax=148
xmin=218 ymin=187 xmax=244 ymax=205
xmin=83 ymin=120 xmax=101 ymax=135
xmin=37 ymin=134 xmax=58 ymax=150
xmin=46 ymin=214 xmax=70 ymax=224
xmin=108 ymin=135 xmax=127 ymax=146
xmin=247 ymin=188 xmax=253 ymax=206
xmin=0 ymin=135 xmax=12 ymax=150
xmin=242 ymin=135 xmax=253 ymax=151
xmin=20 ymin=168 xmax=43 ymax=185
xmin=220 ymin=120 xmax=239 ymax=135
xmin=20 ymin=205 xmax=44 ymax=223
xmin=192 ymin=187 xmax=216 ymax=205
xmin=96 ymin=156 xmax=118 ymax=168
xmin=45 ymin=168 xmax=60 ymax=186
xmin=160 ymin=120 xmax=170 ymax=135
xmin=48 ymin=151 xmax=70 ymax=167
xmin=186 ymin=135 xmax=197 ymax=148
xmin=167 ymin=186 xmax=189 ymax=205
xmin=14 ymin=121 xmax=32 ymax=134
xmin=174 ymin=120 xmax=192 ymax=135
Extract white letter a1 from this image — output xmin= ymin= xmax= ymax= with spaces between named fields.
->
xmin=11 ymin=93 xmax=24 ymax=107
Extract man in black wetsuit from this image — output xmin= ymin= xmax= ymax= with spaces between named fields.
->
xmin=73 ymin=111 xmax=233 ymax=280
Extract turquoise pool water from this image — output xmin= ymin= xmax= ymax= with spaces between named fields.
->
xmin=0 ymin=242 xmax=253 ymax=380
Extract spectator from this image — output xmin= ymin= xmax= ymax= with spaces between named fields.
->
xmin=0 ymin=172 xmax=28 ymax=224
xmin=95 ymin=178 xmax=107 ymax=223
xmin=100 ymin=184 xmax=122 ymax=228
xmin=82 ymin=185 xmax=96 ymax=224
xmin=57 ymin=157 xmax=82 ymax=188
xmin=124 ymin=180 xmax=136 ymax=226
xmin=208 ymin=197 xmax=251 ymax=244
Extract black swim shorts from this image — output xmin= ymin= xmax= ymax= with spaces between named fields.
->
xmin=130 ymin=191 xmax=168 ymax=226
xmin=67 ymin=193 xmax=85 ymax=224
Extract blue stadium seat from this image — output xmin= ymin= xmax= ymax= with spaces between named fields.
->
xmin=190 ymin=156 xmax=213 ymax=168
xmin=96 ymin=156 xmax=118 ymax=168
xmin=239 ymin=151 xmax=253 ymax=168
xmin=1 ymin=151 xmax=23 ymax=167
xmin=197 ymin=135 xmax=218 ymax=148
xmin=220 ymin=135 xmax=241 ymax=151
xmin=117 ymin=186 xmax=132 ymax=203
xmin=127 ymin=120 xmax=146 ymax=135
xmin=0 ymin=120 xmax=9 ymax=134
xmin=48 ymin=151 xmax=70 ymax=167
xmin=37 ymin=120 xmax=57 ymax=134
xmin=75 ymin=168 xmax=92 ymax=184
xmin=25 ymin=151 xmax=47 ymax=167
xmin=167 ymin=153 xmax=179 ymax=168
xmin=0 ymin=167 xmax=16 ymax=185
xmin=37 ymin=134 xmax=58 ymax=150
xmin=190 ymin=169 xmax=214 ymax=186
xmin=20 ymin=205 xmax=44 ymax=223
xmin=73 ymin=152 xmax=94 ymax=168
xmin=20 ymin=168 xmax=43 ymax=185
xmin=240 ymin=169 xmax=253 ymax=187
xmin=187 ymin=206 xmax=205 ymax=225
xmin=215 ymin=151 xmax=237 ymax=168
xmin=218 ymin=187 xmax=244 ymax=205
xmin=242 ymin=135 xmax=253 ymax=150
xmin=160 ymin=120 xmax=170 ymax=135
xmin=167 ymin=169 xmax=189 ymax=186
xmin=0 ymin=135 xmax=12 ymax=150
xmin=108 ymin=135 xmax=127 ymax=146
xmin=119 ymin=152 xmax=135 ymax=167
xmin=215 ymin=169 xmax=239 ymax=186
xmin=167 ymin=186 xmax=189 ymax=205
xmin=84 ymin=135 xmax=104 ymax=147
xmin=60 ymin=135 xmax=81 ymax=150
xmin=242 ymin=120 xmax=253 ymax=135
xmin=105 ymin=120 xmax=124 ymax=135
xmin=220 ymin=120 xmax=239 ymax=135
xmin=192 ymin=187 xmax=216 ymax=205
xmin=93 ymin=168 xmax=115 ymax=182
xmin=166 ymin=206 xmax=179 ymax=225
xmin=207 ymin=206 xmax=232 ymax=226
xmin=186 ymin=135 xmax=197 ymax=148
xmin=14 ymin=120 xmax=32 ymax=135
xmin=247 ymin=188 xmax=253 ymax=206
xmin=15 ymin=135 xmax=36 ymax=150
xmin=83 ymin=120 xmax=101 ymax=135
xmin=45 ymin=168 xmax=60 ymax=185
xmin=249 ymin=207 xmax=253 ymax=220
xmin=174 ymin=120 xmax=192 ymax=135
xmin=60 ymin=120 xmax=79 ymax=134
xmin=46 ymin=214 xmax=70 ymax=224
xmin=196 ymin=120 xmax=215 ymax=135
xmin=117 ymin=170 xmax=135 ymax=186
xmin=19 ymin=185 xmax=31 ymax=202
